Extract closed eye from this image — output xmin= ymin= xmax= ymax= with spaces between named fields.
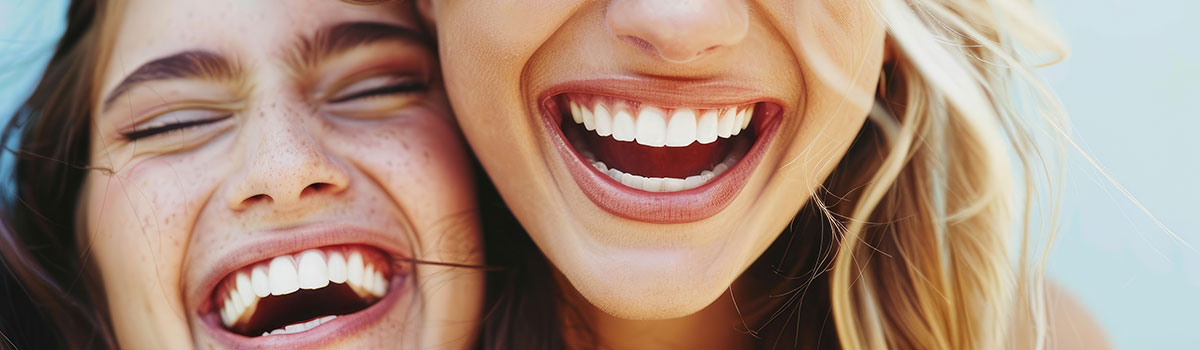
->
xmin=121 ymin=111 xmax=232 ymax=141
xmin=328 ymin=75 xmax=427 ymax=104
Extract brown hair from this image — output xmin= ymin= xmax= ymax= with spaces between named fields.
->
xmin=0 ymin=0 xmax=117 ymax=348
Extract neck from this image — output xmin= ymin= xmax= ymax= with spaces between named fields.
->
xmin=561 ymin=283 xmax=749 ymax=350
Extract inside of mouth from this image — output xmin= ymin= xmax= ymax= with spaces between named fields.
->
xmin=211 ymin=245 xmax=394 ymax=337
xmin=555 ymin=94 xmax=761 ymax=191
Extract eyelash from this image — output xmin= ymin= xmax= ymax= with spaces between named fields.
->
xmin=121 ymin=114 xmax=231 ymax=141
xmin=328 ymin=80 xmax=428 ymax=104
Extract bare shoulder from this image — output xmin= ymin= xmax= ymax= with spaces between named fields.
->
xmin=1046 ymin=279 xmax=1112 ymax=350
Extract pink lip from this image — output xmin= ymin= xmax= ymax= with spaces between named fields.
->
xmin=188 ymin=222 xmax=411 ymax=348
xmin=538 ymin=77 xmax=785 ymax=224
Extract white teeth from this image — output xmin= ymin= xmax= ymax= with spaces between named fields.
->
xmin=718 ymin=108 xmax=736 ymax=138
xmin=581 ymin=105 xmax=596 ymax=131
xmin=347 ymin=251 xmax=365 ymax=287
xmin=218 ymin=247 xmax=390 ymax=332
xmin=665 ymin=109 xmax=697 ymax=147
xmin=262 ymin=315 xmax=338 ymax=336
xmin=732 ymin=108 xmax=746 ymax=136
xmin=362 ymin=265 xmax=377 ymax=295
xmin=268 ymin=256 xmax=300 ymax=296
xmin=593 ymin=104 xmax=613 ymax=137
xmin=327 ymin=251 xmax=347 ymax=284
xmin=741 ymin=105 xmax=755 ymax=130
xmin=251 ymin=265 xmax=270 ymax=298
xmin=696 ymin=110 xmax=718 ymax=144
xmin=591 ymin=154 xmax=737 ymax=193
xmin=235 ymin=272 xmax=255 ymax=306
xmin=569 ymin=101 xmax=582 ymax=124
xmin=297 ymin=250 xmax=329 ymax=290
xmin=611 ymin=109 xmax=636 ymax=142
xmin=635 ymin=107 xmax=667 ymax=147
xmin=567 ymin=96 xmax=755 ymax=148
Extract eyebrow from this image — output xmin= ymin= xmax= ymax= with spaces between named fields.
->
xmin=101 ymin=22 xmax=427 ymax=112
xmin=102 ymin=50 xmax=239 ymax=112
xmin=288 ymin=21 xmax=429 ymax=71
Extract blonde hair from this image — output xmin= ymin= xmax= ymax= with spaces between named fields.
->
xmin=804 ymin=0 xmax=1069 ymax=348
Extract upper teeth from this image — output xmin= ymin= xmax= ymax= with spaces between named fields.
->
xmin=217 ymin=246 xmax=390 ymax=331
xmin=568 ymin=94 xmax=755 ymax=147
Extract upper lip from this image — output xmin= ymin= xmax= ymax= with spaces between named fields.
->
xmin=187 ymin=221 xmax=411 ymax=317
xmin=537 ymin=75 xmax=786 ymax=116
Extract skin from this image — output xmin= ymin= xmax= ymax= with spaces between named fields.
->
xmin=429 ymin=0 xmax=882 ymax=318
xmin=83 ymin=0 xmax=480 ymax=348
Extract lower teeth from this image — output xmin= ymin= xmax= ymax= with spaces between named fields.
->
xmin=261 ymin=315 xmax=337 ymax=336
xmin=589 ymin=155 xmax=737 ymax=192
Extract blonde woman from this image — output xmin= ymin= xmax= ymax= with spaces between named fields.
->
xmin=424 ymin=0 xmax=1106 ymax=349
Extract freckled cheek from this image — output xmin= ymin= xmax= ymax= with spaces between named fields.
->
xmin=337 ymin=117 xmax=477 ymax=228
xmin=82 ymin=162 xmax=212 ymax=307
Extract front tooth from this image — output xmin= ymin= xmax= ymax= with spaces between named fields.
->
xmin=642 ymin=177 xmax=665 ymax=192
xmin=662 ymin=178 xmax=686 ymax=192
xmin=665 ymin=109 xmax=697 ymax=147
xmin=718 ymin=108 xmax=736 ymax=138
xmin=268 ymin=256 xmax=300 ymax=296
xmin=347 ymin=251 xmax=365 ymax=287
xmin=611 ymin=109 xmax=636 ymax=142
xmin=741 ymin=104 xmax=755 ymax=130
xmin=581 ymin=105 xmax=596 ymax=131
xmin=235 ymin=272 xmax=255 ymax=306
xmin=327 ymin=251 xmax=348 ymax=284
xmin=285 ymin=323 xmax=305 ymax=334
xmin=569 ymin=101 xmax=582 ymax=124
xmin=593 ymin=104 xmax=613 ymax=137
xmin=635 ymin=107 xmax=667 ymax=147
xmin=251 ymin=265 xmax=270 ymax=297
xmin=732 ymin=109 xmax=746 ymax=136
xmin=696 ymin=110 xmax=718 ymax=144
xmin=297 ymin=250 xmax=329 ymax=290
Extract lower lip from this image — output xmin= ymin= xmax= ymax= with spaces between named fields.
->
xmin=202 ymin=276 xmax=407 ymax=348
xmin=544 ymin=105 xmax=782 ymax=224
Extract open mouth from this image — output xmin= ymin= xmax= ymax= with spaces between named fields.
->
xmin=543 ymin=90 xmax=782 ymax=223
xmin=210 ymin=245 xmax=396 ymax=337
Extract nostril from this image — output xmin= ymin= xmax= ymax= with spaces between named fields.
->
xmin=621 ymin=35 xmax=656 ymax=53
xmin=300 ymin=182 xmax=331 ymax=198
xmin=244 ymin=194 xmax=272 ymax=206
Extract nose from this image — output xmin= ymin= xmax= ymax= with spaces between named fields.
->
xmin=606 ymin=0 xmax=749 ymax=63
xmin=227 ymin=113 xmax=349 ymax=211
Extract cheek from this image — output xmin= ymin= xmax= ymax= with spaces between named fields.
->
xmin=331 ymin=115 xmax=479 ymax=259
xmin=83 ymin=158 xmax=208 ymax=345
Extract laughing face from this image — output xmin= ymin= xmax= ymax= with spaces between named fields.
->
xmin=84 ymin=0 xmax=480 ymax=348
xmin=432 ymin=1 xmax=886 ymax=319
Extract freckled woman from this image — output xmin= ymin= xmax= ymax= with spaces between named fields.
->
xmin=0 ymin=0 xmax=481 ymax=348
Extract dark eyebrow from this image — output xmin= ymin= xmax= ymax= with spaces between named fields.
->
xmin=102 ymin=50 xmax=239 ymax=112
xmin=289 ymin=21 xmax=429 ymax=70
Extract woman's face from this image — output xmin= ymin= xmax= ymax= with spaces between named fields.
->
xmin=84 ymin=0 xmax=480 ymax=348
xmin=431 ymin=0 xmax=885 ymax=319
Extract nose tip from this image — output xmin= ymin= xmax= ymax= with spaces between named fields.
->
xmin=607 ymin=0 xmax=749 ymax=63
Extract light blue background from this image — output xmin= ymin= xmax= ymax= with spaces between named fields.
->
xmin=0 ymin=1 xmax=1196 ymax=348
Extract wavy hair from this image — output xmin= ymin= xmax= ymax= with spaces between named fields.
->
xmin=801 ymin=0 xmax=1069 ymax=348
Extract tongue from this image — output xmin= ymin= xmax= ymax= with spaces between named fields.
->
xmin=567 ymin=122 xmax=730 ymax=179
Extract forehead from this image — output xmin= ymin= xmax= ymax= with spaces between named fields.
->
xmin=100 ymin=0 xmax=420 ymax=93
